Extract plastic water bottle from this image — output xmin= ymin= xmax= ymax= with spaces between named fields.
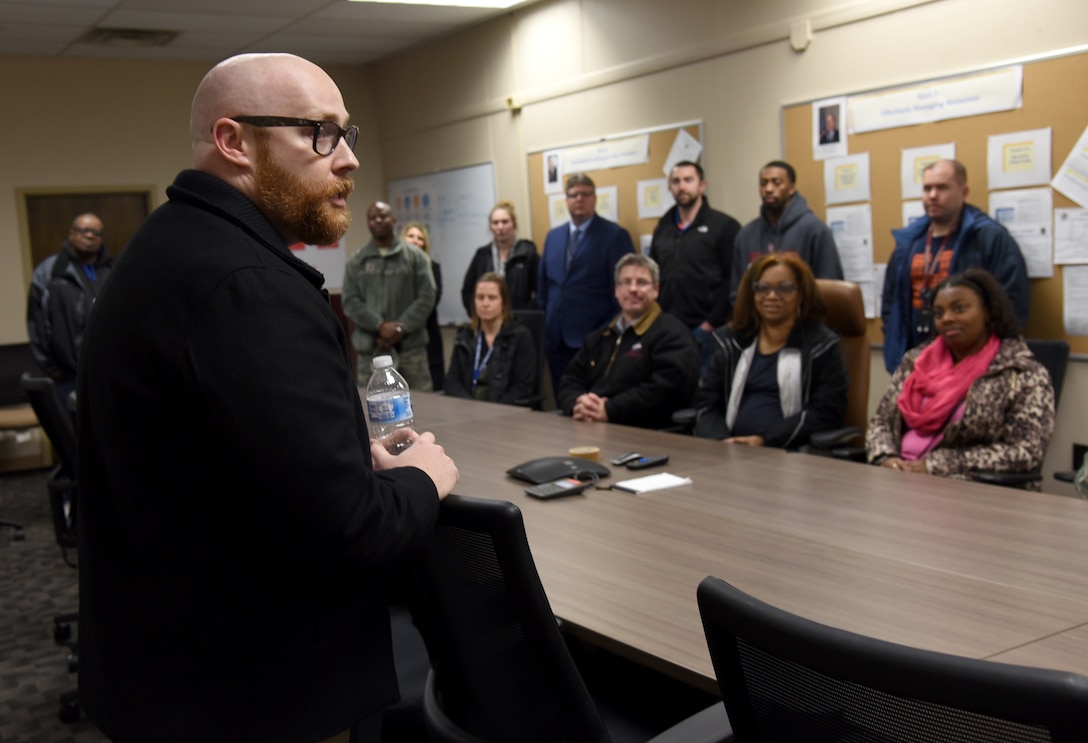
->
xmin=365 ymin=355 xmax=415 ymax=454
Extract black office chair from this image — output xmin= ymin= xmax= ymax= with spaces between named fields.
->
xmin=0 ymin=343 xmax=39 ymax=540
xmin=975 ymin=339 xmax=1069 ymax=488
xmin=697 ymin=575 xmax=1088 ymax=742
xmin=401 ymin=495 xmax=732 ymax=743
xmin=20 ymin=373 xmax=81 ymax=723
xmin=512 ymin=308 xmax=546 ymax=410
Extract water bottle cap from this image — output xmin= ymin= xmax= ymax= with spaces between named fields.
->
xmin=373 ymin=355 xmax=393 ymax=369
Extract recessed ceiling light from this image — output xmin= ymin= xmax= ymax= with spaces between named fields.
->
xmin=348 ymin=0 xmax=521 ymax=7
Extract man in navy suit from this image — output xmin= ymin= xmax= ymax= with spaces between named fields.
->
xmin=538 ymin=173 xmax=635 ymax=396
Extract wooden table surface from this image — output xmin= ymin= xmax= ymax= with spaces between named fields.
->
xmin=403 ymin=392 xmax=1088 ymax=693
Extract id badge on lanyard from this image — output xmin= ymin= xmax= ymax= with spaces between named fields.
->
xmin=472 ymin=332 xmax=495 ymax=391
xmin=916 ymin=230 xmax=951 ymax=337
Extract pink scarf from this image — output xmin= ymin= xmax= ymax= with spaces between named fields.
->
xmin=897 ymin=334 xmax=1000 ymax=436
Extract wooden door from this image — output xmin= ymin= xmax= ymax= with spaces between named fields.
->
xmin=23 ymin=190 xmax=153 ymax=278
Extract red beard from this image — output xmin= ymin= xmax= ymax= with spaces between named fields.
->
xmin=255 ymin=139 xmax=354 ymax=246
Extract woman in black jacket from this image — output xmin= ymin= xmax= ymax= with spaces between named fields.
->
xmin=695 ymin=253 xmax=847 ymax=449
xmin=401 ymin=222 xmax=445 ymax=391
xmin=460 ymin=200 xmax=538 ymax=315
xmin=446 ymin=273 xmax=537 ymax=405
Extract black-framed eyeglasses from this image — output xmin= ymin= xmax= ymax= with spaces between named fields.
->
xmin=230 ymin=116 xmax=359 ymax=156
xmin=71 ymin=227 xmax=103 ymax=238
xmin=752 ymin=280 xmax=798 ymax=296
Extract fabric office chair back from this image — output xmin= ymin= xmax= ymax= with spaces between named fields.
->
xmin=974 ymin=339 xmax=1069 ymax=488
xmin=403 ymin=494 xmax=610 ymax=743
xmin=1025 ymin=339 xmax=1069 ymax=408
xmin=697 ymin=575 xmax=1088 ymax=742
xmin=21 ymin=373 xmax=78 ymax=478
xmin=0 ymin=344 xmax=38 ymax=540
xmin=512 ymin=308 xmax=546 ymax=409
xmin=814 ymin=279 xmax=869 ymax=436
xmin=0 ymin=343 xmax=39 ymax=435
xmin=0 ymin=343 xmax=38 ymax=406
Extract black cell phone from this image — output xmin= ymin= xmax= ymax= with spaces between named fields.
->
xmin=610 ymin=451 xmax=642 ymax=466
xmin=525 ymin=471 xmax=597 ymax=499
xmin=626 ymin=454 xmax=668 ymax=470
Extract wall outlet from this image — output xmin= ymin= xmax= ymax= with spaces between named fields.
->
xmin=1074 ymin=444 xmax=1086 ymax=471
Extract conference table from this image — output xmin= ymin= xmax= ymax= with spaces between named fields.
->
xmin=405 ymin=392 xmax=1088 ymax=694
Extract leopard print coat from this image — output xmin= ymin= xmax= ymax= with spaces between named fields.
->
xmin=866 ymin=337 xmax=1055 ymax=489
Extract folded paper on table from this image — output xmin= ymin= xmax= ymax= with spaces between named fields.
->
xmin=612 ymin=472 xmax=693 ymax=494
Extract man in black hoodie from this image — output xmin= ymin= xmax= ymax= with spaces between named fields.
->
xmin=729 ymin=160 xmax=843 ymax=303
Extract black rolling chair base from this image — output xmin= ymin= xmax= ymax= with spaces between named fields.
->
xmin=1 ymin=519 xmax=26 ymax=540
xmin=59 ymin=690 xmax=80 ymax=723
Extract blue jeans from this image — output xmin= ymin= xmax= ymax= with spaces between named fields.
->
xmin=692 ymin=326 xmax=717 ymax=383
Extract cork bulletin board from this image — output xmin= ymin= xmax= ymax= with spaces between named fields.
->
xmin=784 ymin=51 xmax=1088 ymax=353
xmin=527 ymin=122 xmax=703 ymax=253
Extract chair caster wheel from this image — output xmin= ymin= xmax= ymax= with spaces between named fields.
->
xmin=54 ymin=623 xmax=71 ymax=643
xmin=13 ymin=528 xmax=25 ymax=541
xmin=59 ymin=701 xmax=80 ymax=723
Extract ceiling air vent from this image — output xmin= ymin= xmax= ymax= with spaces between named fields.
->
xmin=78 ymin=27 xmax=180 ymax=48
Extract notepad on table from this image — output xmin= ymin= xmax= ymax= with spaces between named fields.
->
xmin=612 ymin=472 xmax=692 ymax=494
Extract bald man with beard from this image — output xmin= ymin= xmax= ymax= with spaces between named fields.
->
xmin=76 ymin=54 xmax=458 ymax=743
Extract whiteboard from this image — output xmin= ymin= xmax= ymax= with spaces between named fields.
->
xmin=388 ymin=162 xmax=496 ymax=325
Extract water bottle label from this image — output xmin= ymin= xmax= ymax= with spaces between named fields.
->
xmin=367 ymin=394 xmax=413 ymax=424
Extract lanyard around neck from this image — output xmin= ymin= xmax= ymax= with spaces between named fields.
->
xmin=472 ymin=331 xmax=496 ymax=388
xmin=922 ymin=227 xmax=955 ymax=285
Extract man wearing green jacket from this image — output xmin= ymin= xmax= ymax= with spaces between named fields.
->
xmin=343 ymin=201 xmax=437 ymax=390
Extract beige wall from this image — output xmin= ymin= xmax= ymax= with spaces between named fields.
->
xmin=372 ymin=0 xmax=1088 ymax=494
xmin=0 ymin=0 xmax=1084 ymax=490
xmin=374 ymin=0 xmax=1088 ymax=232
xmin=0 ymin=55 xmax=383 ymax=344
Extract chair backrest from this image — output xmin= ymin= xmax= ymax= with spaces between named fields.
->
xmin=21 ymin=373 xmax=78 ymax=478
xmin=1025 ymin=339 xmax=1070 ymax=409
xmin=20 ymin=373 xmax=79 ymax=554
xmin=814 ymin=279 xmax=869 ymax=436
xmin=512 ymin=308 xmax=546 ymax=409
xmin=697 ymin=575 xmax=1088 ymax=742
xmin=402 ymin=495 xmax=609 ymax=743
xmin=0 ymin=342 xmax=38 ymax=407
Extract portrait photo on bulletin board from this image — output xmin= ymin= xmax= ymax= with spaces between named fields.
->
xmin=544 ymin=148 xmax=563 ymax=194
xmin=813 ymin=96 xmax=847 ymax=160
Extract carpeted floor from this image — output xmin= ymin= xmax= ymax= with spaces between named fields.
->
xmin=0 ymin=467 xmax=716 ymax=743
xmin=0 ymin=468 xmax=106 ymax=743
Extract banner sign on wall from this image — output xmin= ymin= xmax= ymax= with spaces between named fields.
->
xmin=562 ymin=134 xmax=649 ymax=173
xmin=848 ymin=66 xmax=1022 ymax=134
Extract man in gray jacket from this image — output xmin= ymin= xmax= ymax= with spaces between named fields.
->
xmin=730 ymin=160 xmax=842 ymax=303
xmin=343 ymin=201 xmax=437 ymax=389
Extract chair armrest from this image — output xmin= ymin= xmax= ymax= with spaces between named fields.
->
xmin=422 ymin=672 xmax=490 ymax=743
xmin=1053 ymin=471 xmax=1076 ymax=484
xmin=671 ymin=407 xmax=697 ymax=426
xmin=511 ymin=393 xmax=543 ymax=409
xmin=830 ymin=446 xmax=868 ymax=463
xmin=974 ymin=471 xmax=1043 ymax=487
xmin=646 ymin=702 xmax=734 ymax=743
xmin=807 ymin=426 xmax=862 ymax=450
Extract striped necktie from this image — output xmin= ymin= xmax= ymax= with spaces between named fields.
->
xmin=566 ymin=227 xmax=581 ymax=268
